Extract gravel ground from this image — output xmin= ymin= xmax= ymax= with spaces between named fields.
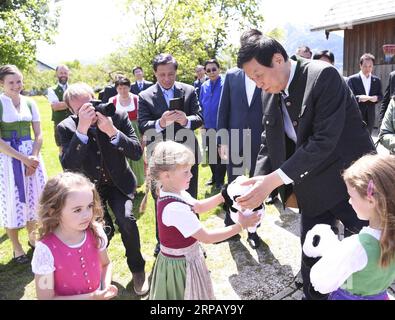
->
xmin=203 ymin=201 xmax=302 ymax=300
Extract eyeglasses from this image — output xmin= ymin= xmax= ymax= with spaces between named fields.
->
xmin=205 ymin=68 xmax=217 ymax=73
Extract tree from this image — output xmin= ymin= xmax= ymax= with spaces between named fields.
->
xmin=22 ymin=67 xmax=54 ymax=95
xmin=23 ymin=61 xmax=110 ymax=95
xmin=105 ymin=0 xmax=272 ymax=84
xmin=0 ymin=0 xmax=59 ymax=70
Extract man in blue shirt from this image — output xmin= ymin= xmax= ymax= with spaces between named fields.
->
xmin=199 ymin=59 xmax=226 ymax=189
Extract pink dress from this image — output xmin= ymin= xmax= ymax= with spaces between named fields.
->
xmin=40 ymin=229 xmax=102 ymax=296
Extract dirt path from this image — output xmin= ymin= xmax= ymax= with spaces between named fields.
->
xmin=203 ymin=202 xmax=302 ymax=300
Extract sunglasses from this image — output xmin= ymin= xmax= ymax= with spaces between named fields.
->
xmin=205 ymin=68 xmax=217 ymax=73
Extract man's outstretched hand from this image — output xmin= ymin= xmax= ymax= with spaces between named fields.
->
xmin=236 ymin=173 xmax=283 ymax=209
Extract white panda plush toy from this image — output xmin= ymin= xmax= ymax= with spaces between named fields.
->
xmin=302 ymin=224 xmax=346 ymax=295
xmin=302 ymin=224 xmax=340 ymax=258
xmin=225 ymin=175 xmax=265 ymax=233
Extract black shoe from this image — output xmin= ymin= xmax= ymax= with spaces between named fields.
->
xmin=205 ymin=178 xmax=215 ymax=186
xmin=247 ymin=232 xmax=261 ymax=249
xmin=12 ymin=253 xmax=30 ymax=264
xmin=153 ymin=243 xmax=160 ymax=257
xmin=265 ymin=195 xmax=277 ymax=205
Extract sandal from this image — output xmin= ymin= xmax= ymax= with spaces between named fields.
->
xmin=13 ymin=253 xmax=30 ymax=264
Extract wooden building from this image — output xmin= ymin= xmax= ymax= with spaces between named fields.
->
xmin=311 ymin=0 xmax=395 ymax=87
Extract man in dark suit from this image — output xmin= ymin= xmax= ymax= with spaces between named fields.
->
xmin=130 ymin=66 xmax=153 ymax=95
xmin=57 ymin=82 xmax=149 ymax=296
xmin=138 ymin=53 xmax=203 ymax=255
xmin=379 ymin=70 xmax=395 ymax=125
xmin=217 ymin=67 xmax=264 ymax=248
xmin=347 ymin=53 xmax=383 ymax=134
xmin=235 ymin=30 xmax=375 ymax=300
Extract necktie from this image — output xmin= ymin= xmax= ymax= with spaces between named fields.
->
xmin=138 ymin=82 xmax=143 ymax=91
xmin=280 ymin=91 xmax=297 ymax=143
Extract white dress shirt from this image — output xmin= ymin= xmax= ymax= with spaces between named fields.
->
xmin=245 ymin=74 xmax=256 ymax=107
xmin=155 ymin=84 xmax=191 ymax=132
xmin=359 ymin=71 xmax=372 ymax=95
xmin=275 ymin=59 xmax=297 ymax=185
xmin=47 ymin=83 xmax=68 ymax=104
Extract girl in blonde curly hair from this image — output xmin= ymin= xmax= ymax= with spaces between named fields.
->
xmin=31 ymin=171 xmax=117 ymax=300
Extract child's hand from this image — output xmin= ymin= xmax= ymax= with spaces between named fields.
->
xmin=93 ymin=284 xmax=118 ymax=300
xmin=238 ymin=211 xmax=260 ymax=229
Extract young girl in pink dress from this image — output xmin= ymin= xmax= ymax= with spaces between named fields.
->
xmin=148 ymin=140 xmax=260 ymax=300
xmin=32 ymin=172 xmax=118 ymax=300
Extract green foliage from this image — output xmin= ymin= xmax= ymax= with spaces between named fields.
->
xmin=23 ymin=62 xmax=110 ymax=94
xmin=105 ymin=0 xmax=266 ymax=84
xmin=66 ymin=63 xmax=109 ymax=92
xmin=0 ymin=0 xmax=59 ymax=70
xmin=22 ymin=67 xmax=54 ymax=95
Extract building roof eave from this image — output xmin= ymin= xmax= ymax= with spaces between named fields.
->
xmin=311 ymin=13 xmax=395 ymax=32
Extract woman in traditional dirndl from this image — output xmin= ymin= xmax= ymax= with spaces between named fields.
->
xmin=0 ymin=64 xmax=47 ymax=264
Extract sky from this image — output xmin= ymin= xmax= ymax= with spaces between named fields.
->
xmin=37 ymin=0 xmax=137 ymax=65
xmin=262 ymin=0 xmax=341 ymax=30
xmin=37 ymin=0 xmax=342 ymax=66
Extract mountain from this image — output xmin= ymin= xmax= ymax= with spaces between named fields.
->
xmin=282 ymin=23 xmax=344 ymax=72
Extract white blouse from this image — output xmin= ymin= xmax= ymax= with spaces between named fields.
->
xmin=160 ymin=189 xmax=202 ymax=238
xmin=110 ymin=94 xmax=136 ymax=113
xmin=31 ymin=224 xmax=108 ymax=275
xmin=0 ymin=94 xmax=40 ymax=122
xmin=310 ymin=226 xmax=382 ymax=294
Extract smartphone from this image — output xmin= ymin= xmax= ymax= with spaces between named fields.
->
xmin=169 ymin=97 xmax=184 ymax=111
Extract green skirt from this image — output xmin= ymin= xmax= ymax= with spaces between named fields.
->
xmin=130 ymin=121 xmax=145 ymax=187
xmin=149 ymin=252 xmax=187 ymax=300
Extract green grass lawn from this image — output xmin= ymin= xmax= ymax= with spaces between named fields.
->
xmin=0 ymin=96 xmax=221 ymax=300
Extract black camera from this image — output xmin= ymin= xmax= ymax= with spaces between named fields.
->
xmin=90 ymin=100 xmax=116 ymax=117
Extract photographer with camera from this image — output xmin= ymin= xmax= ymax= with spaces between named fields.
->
xmin=57 ymin=82 xmax=149 ymax=296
